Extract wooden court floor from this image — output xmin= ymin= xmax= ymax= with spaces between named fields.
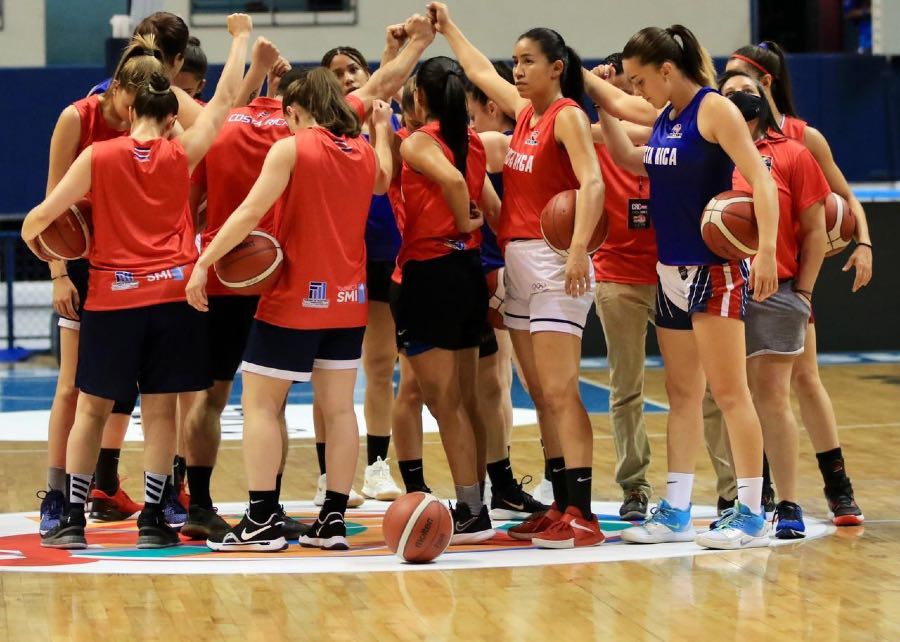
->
xmin=0 ymin=362 xmax=898 ymax=641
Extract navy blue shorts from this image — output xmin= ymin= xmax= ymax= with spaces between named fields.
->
xmin=241 ymin=320 xmax=365 ymax=383
xmin=207 ymin=295 xmax=259 ymax=381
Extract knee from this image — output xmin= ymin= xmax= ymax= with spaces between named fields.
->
xmin=55 ymin=382 xmax=79 ymax=405
xmin=708 ymin=385 xmax=751 ymax=415
xmin=537 ymin=379 xmax=580 ymax=415
xmin=363 ymin=349 xmax=397 ymax=383
xmin=750 ymin=377 xmax=791 ymax=409
xmin=791 ymin=365 xmax=821 ymax=394
xmin=665 ymin=379 xmax=704 ymax=411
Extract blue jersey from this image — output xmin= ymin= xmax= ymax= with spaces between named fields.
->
xmin=481 ymin=171 xmax=505 ymax=272
xmin=644 ymin=87 xmax=733 ymax=266
xmin=364 ymin=113 xmax=402 ymax=262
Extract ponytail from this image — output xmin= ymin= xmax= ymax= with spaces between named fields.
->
xmin=561 ymin=46 xmax=585 ymax=101
xmin=417 ymin=56 xmax=470 ymax=174
xmin=731 ymin=41 xmax=797 ymax=117
xmin=109 ymin=33 xmax=164 ymax=93
xmin=282 ymin=67 xmax=362 ymax=138
xmin=518 ymin=28 xmax=585 ymax=102
xmin=623 ymin=24 xmax=715 ymax=88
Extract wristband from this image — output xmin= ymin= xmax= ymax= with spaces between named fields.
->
xmin=856 ymin=242 xmax=872 ymax=249
xmin=794 ymin=288 xmax=813 ymax=298
xmin=51 ymin=273 xmax=68 ymax=280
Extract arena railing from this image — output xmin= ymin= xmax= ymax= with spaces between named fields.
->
xmin=189 ymin=0 xmax=357 ymax=27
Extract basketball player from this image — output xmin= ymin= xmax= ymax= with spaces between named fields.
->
xmin=430 ymin=2 xmax=607 ymax=549
xmin=190 ymin=71 xmax=393 ymax=553
xmin=587 ymin=25 xmax=780 ymax=549
xmin=173 ymin=36 xmax=208 ymax=100
xmin=37 ymin=36 xmax=166 ymax=537
xmin=725 ymin=42 xmax=866 ymax=525
xmin=25 ymin=13 xmax=255 ymax=550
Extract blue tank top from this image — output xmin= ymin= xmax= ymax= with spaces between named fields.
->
xmin=480 ymin=171 xmax=505 ymax=272
xmin=644 ymin=87 xmax=733 ymax=266
xmin=364 ymin=113 xmax=402 ymax=262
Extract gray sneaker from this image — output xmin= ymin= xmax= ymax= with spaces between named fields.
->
xmin=619 ymin=489 xmax=649 ymax=521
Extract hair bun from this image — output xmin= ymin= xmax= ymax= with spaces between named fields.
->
xmin=147 ymin=71 xmax=171 ymax=95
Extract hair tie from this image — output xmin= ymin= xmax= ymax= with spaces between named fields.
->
xmin=147 ymin=85 xmax=171 ymax=95
xmin=757 ymin=41 xmax=770 ymax=50
xmin=731 ymin=53 xmax=771 ymax=77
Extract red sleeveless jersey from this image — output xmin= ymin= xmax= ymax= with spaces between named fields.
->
xmin=780 ymin=115 xmax=807 ymax=142
xmin=72 ymin=95 xmax=124 ymax=155
xmin=86 ymin=137 xmax=197 ymax=311
xmin=499 ymin=98 xmax=581 ymax=249
xmin=592 ymin=145 xmax=657 ymax=285
xmin=255 ymin=127 xmax=376 ymax=330
xmin=388 ymin=127 xmax=412 ymax=284
xmin=398 ymin=122 xmax=486 ymax=267
xmin=733 ymin=134 xmax=829 ymax=279
xmin=200 ymin=97 xmax=291 ymax=296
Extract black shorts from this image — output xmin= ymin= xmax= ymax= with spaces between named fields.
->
xmin=241 ymin=320 xmax=365 ymax=383
xmin=75 ymin=302 xmax=212 ymax=401
xmin=58 ymin=259 xmax=90 ymax=329
xmin=395 ymin=250 xmax=488 ymax=354
xmin=478 ymin=323 xmax=498 ymax=359
xmin=207 ymin=295 xmax=260 ymax=381
xmin=366 ymin=260 xmax=395 ymax=303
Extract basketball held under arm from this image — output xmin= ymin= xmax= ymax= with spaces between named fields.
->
xmin=555 ymin=107 xmax=604 ymax=252
xmin=22 ymin=148 xmax=92 ymax=244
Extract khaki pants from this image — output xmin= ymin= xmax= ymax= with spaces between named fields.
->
xmin=594 ymin=281 xmax=656 ymax=496
xmin=703 ymin=388 xmax=737 ymax=500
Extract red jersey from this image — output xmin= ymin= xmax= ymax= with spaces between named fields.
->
xmin=733 ymin=134 xmax=829 ymax=279
xmin=86 ymin=137 xmax=197 ymax=311
xmin=72 ymin=95 xmax=124 ymax=154
xmin=499 ymin=98 xmax=581 ymax=249
xmin=255 ymin=127 xmax=376 ymax=330
xmin=388 ymin=127 xmax=412 ymax=284
xmin=780 ymin=115 xmax=807 ymax=142
xmin=398 ymin=122 xmax=486 ymax=267
xmin=200 ymin=97 xmax=291 ymax=295
xmin=592 ymin=146 xmax=657 ymax=285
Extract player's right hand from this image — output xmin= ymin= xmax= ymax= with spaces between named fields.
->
xmin=227 ymin=13 xmax=253 ymax=37
xmin=185 ymin=267 xmax=209 ymax=312
xmin=252 ymin=37 xmax=280 ymax=69
xmin=52 ymin=275 xmax=80 ymax=321
xmin=426 ymin=3 xmax=450 ymax=33
xmin=405 ymin=12 xmax=436 ymax=43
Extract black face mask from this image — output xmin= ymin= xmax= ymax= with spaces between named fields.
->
xmin=728 ymin=91 xmax=763 ymax=122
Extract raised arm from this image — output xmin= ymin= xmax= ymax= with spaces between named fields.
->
xmin=22 ymin=148 xmax=92 ymax=247
xmin=179 ymin=14 xmax=253 ymax=171
xmin=583 ymin=67 xmax=658 ymax=126
xmin=428 ymin=2 xmax=526 ymax=119
xmin=370 ymin=100 xmax=394 ymax=195
xmin=380 ymin=23 xmax=408 ymax=104
xmin=597 ymin=110 xmax=648 ymax=176
xmin=235 ymin=37 xmax=281 ymax=107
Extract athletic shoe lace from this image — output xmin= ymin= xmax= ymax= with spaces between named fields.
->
xmin=646 ymin=502 xmax=676 ymax=524
xmin=372 ymin=459 xmax=394 ymax=484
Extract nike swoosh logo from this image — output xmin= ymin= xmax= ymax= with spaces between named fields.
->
xmin=408 ymin=467 xmax=422 ymax=472
xmin=667 ymin=481 xmax=677 ymax=484
xmin=250 ymin=500 xmax=263 ymax=504
xmin=455 ymin=517 xmax=478 ymax=531
xmin=738 ymin=485 xmax=748 ymax=490
xmin=552 ymin=467 xmax=564 ymax=473
xmin=502 ymin=501 xmax=525 ymax=511
xmin=570 ymin=521 xmax=595 ymax=533
xmin=241 ymin=525 xmax=271 ymax=539
xmin=576 ymin=477 xmax=591 ymax=483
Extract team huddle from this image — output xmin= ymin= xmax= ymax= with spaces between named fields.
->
xmin=22 ymin=2 xmax=871 ymax=553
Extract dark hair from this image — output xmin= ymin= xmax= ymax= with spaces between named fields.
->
xmin=282 ymin=67 xmax=361 ymax=137
xmin=416 ymin=56 xmax=470 ymax=174
xmin=622 ymin=25 xmax=716 ymax=88
xmin=275 ymin=67 xmax=308 ymax=97
xmin=517 ymin=28 xmax=584 ymax=101
xmin=321 ymin=46 xmax=370 ymax=73
xmin=465 ymin=60 xmax=514 ymax=106
xmin=401 ymin=75 xmax=417 ymax=116
xmin=181 ymin=36 xmax=207 ymax=80
xmin=604 ymin=52 xmax=624 ymax=75
xmin=133 ymin=12 xmax=189 ymax=69
xmin=109 ymin=34 xmax=164 ymax=93
xmin=730 ymin=41 xmax=797 ymax=117
xmin=134 ymin=72 xmax=179 ymax=122
xmin=716 ymin=69 xmax=782 ymax=137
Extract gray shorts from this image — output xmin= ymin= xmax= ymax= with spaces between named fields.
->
xmin=745 ymin=280 xmax=811 ymax=358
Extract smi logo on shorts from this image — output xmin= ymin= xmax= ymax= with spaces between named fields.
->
xmin=337 ymin=284 xmax=366 ymax=304
xmin=111 ymin=271 xmax=139 ymax=291
xmin=146 ymin=267 xmax=185 ymax=282
xmin=303 ymin=281 xmax=330 ymax=308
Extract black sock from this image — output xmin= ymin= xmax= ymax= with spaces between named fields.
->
xmin=816 ymin=447 xmax=848 ymax=488
xmin=174 ymin=455 xmax=187 ymax=487
xmin=316 ymin=442 xmax=327 ymax=475
xmin=565 ymin=467 xmax=593 ymax=519
xmin=319 ymin=490 xmax=349 ymax=521
xmin=66 ymin=473 xmax=90 ymax=525
xmin=541 ymin=441 xmax=551 ymax=481
xmin=366 ymin=434 xmax=391 ymax=465
xmin=248 ymin=490 xmax=279 ymax=522
xmin=94 ymin=448 xmax=121 ymax=495
xmin=762 ymin=453 xmax=773 ymax=493
xmin=398 ymin=459 xmax=426 ymax=492
xmin=275 ymin=473 xmax=283 ymax=504
xmin=487 ymin=458 xmax=516 ymax=493
xmin=547 ymin=457 xmax=568 ymax=509
xmin=186 ymin=466 xmax=213 ymax=509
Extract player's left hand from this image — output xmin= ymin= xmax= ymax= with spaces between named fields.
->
xmin=186 ymin=266 xmax=209 ymax=312
xmin=842 ymin=244 xmax=872 ymax=292
xmin=564 ymin=250 xmax=591 ymax=298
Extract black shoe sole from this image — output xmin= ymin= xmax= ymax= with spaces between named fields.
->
xmin=41 ymin=526 xmax=87 ymax=549
xmin=89 ymin=508 xmax=137 ymax=522
xmin=774 ymin=528 xmax=806 ymax=540
xmin=620 ymin=509 xmax=648 ymax=521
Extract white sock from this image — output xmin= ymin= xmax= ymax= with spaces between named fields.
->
xmin=144 ymin=471 xmax=168 ymax=505
xmin=665 ymin=472 xmax=694 ymax=511
xmin=737 ymin=477 xmax=764 ymax=516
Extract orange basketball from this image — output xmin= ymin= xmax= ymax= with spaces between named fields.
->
xmin=824 ymin=192 xmax=856 ymax=257
xmin=701 ymin=190 xmax=758 ymax=260
xmin=540 ymin=189 xmax=607 ymax=256
xmin=382 ymin=492 xmax=452 ymax=564
xmin=214 ymin=230 xmax=284 ymax=295
xmin=38 ymin=200 xmax=91 ymax=261
xmin=485 ymin=267 xmax=506 ymax=330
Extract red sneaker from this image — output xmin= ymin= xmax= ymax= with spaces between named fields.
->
xmin=532 ymin=506 xmax=604 ymax=549
xmin=89 ymin=485 xmax=143 ymax=522
xmin=507 ymin=503 xmax=563 ymax=540
xmin=178 ymin=480 xmax=191 ymax=511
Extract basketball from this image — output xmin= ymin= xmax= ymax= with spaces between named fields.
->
xmin=214 ymin=230 xmax=284 ymax=295
xmin=486 ymin=267 xmax=506 ymax=330
xmin=824 ymin=192 xmax=856 ymax=257
xmin=700 ymin=190 xmax=758 ymax=260
xmin=540 ymin=189 xmax=607 ymax=256
xmin=37 ymin=200 xmax=91 ymax=261
xmin=382 ymin=492 xmax=453 ymax=563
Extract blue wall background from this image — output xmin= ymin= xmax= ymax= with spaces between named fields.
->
xmin=1 ymin=53 xmax=898 ymax=214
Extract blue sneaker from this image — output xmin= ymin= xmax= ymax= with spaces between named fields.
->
xmin=163 ymin=484 xmax=187 ymax=529
xmin=773 ymin=500 xmax=806 ymax=539
xmin=621 ymin=499 xmax=695 ymax=543
xmin=37 ymin=489 xmax=65 ymax=535
xmin=695 ymin=500 xmax=769 ymax=549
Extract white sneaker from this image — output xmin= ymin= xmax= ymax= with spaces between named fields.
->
xmin=483 ymin=478 xmax=492 ymax=506
xmin=528 ymin=477 xmax=555 ymax=505
xmin=695 ymin=501 xmax=770 ymax=550
xmin=361 ymin=457 xmax=402 ymax=501
xmin=313 ymin=473 xmax=365 ymax=508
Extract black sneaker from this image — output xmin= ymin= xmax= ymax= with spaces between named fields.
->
xmin=300 ymin=512 xmax=349 ymax=550
xmin=761 ymin=488 xmax=777 ymax=520
xmin=41 ymin=512 xmax=87 ymax=549
xmin=825 ymin=479 xmax=864 ymax=526
xmin=619 ymin=488 xmax=649 ymax=521
xmin=207 ymin=511 xmax=287 ymax=553
xmin=278 ymin=506 xmax=311 ymax=540
xmin=181 ymin=505 xmax=231 ymax=540
xmin=773 ymin=500 xmax=805 ymax=540
xmin=717 ymin=496 xmax=737 ymax=516
xmin=450 ymin=503 xmax=495 ymax=545
xmin=137 ymin=509 xmax=181 ymax=549
xmin=490 ymin=476 xmax=550 ymax=520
